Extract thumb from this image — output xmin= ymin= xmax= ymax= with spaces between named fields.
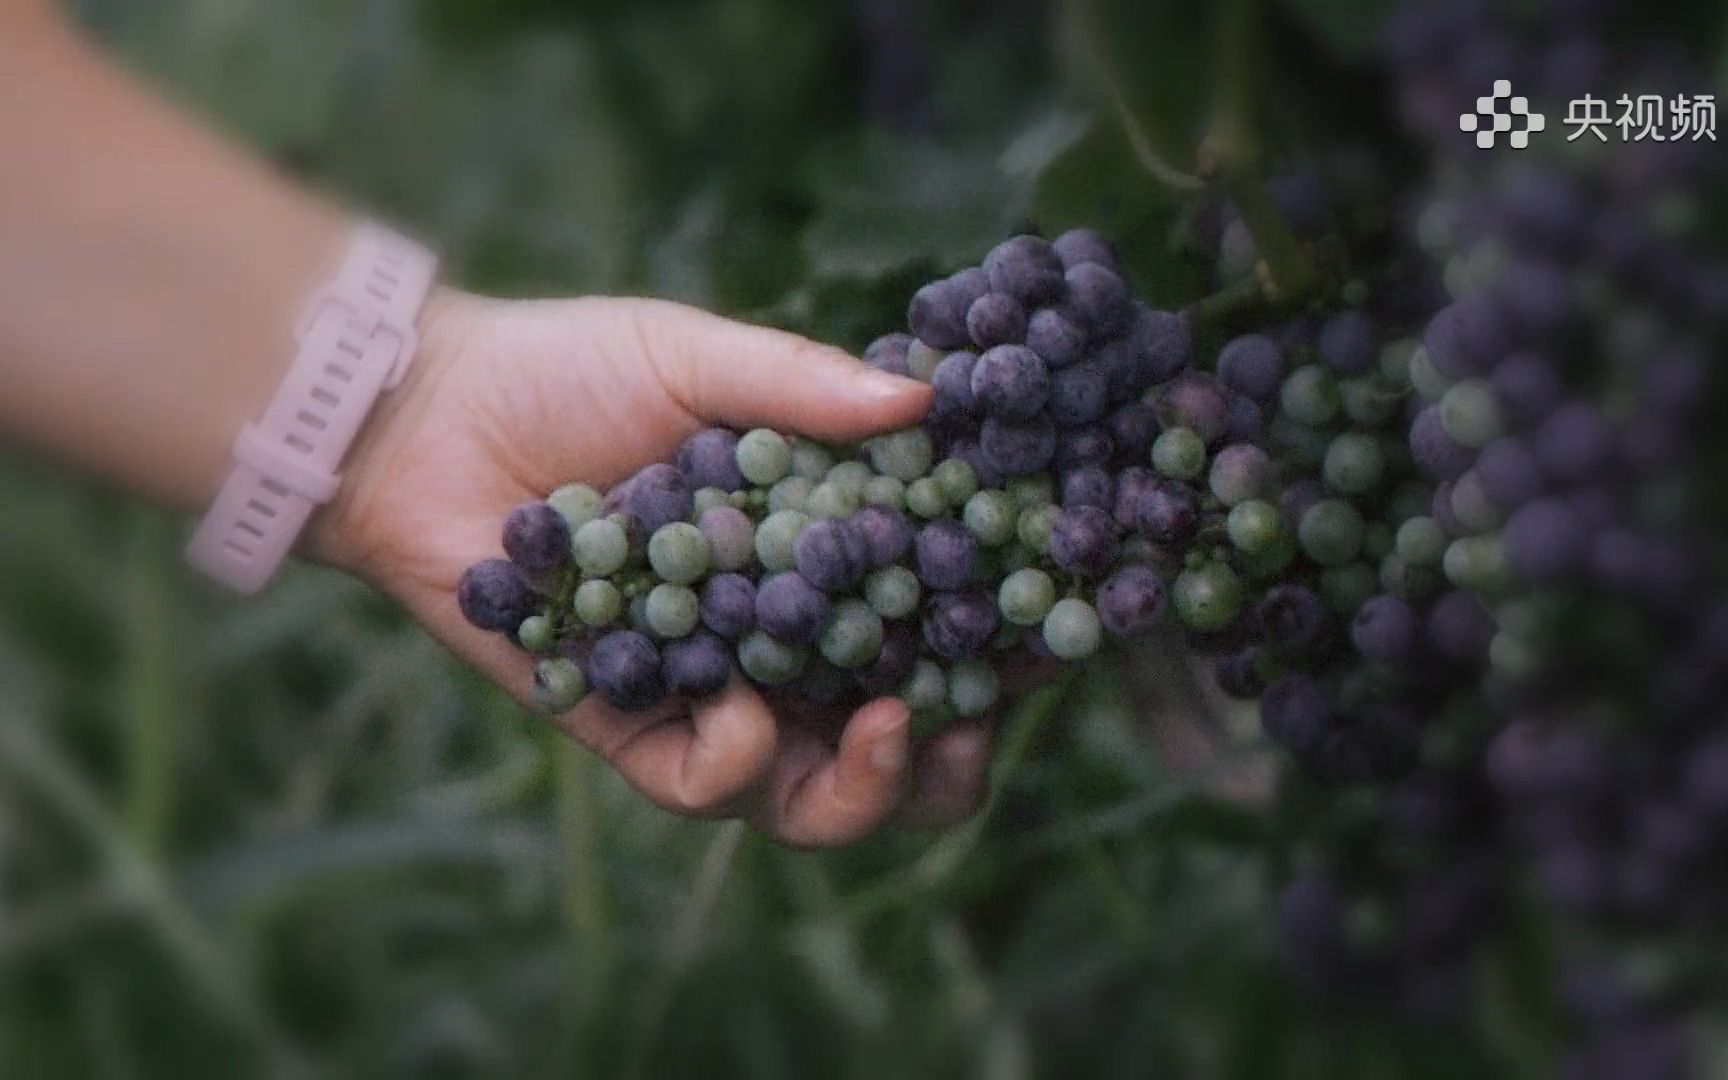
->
xmin=651 ymin=300 xmax=931 ymax=442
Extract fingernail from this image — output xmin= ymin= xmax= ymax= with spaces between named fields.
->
xmin=856 ymin=367 xmax=926 ymax=401
xmin=869 ymin=709 xmax=909 ymax=773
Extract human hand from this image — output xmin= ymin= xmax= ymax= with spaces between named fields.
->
xmin=312 ymin=290 xmax=1003 ymax=846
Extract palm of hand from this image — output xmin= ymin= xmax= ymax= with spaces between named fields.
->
xmin=313 ymin=291 xmax=996 ymax=846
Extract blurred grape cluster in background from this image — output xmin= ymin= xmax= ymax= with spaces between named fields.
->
xmin=3 ymin=0 xmax=1727 ymax=1076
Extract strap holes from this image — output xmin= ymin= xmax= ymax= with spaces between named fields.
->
xmin=312 ymin=387 xmax=340 ymax=408
xmin=297 ymin=409 xmax=329 ymax=433
xmin=247 ymin=499 xmax=278 ymax=519
xmin=286 ymin=433 xmax=315 ymax=454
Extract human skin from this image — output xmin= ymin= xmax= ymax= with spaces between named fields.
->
xmin=0 ymin=2 xmax=1000 ymax=846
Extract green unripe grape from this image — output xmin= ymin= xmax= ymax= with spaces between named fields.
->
xmin=1379 ymin=338 xmax=1418 ymax=390
xmin=1439 ymin=379 xmax=1504 ymax=448
xmin=1299 ymin=499 xmax=1366 ymax=566
xmin=864 ymin=475 xmax=906 ymax=509
xmin=948 ymin=660 xmax=1000 ymax=718
xmin=805 ymin=481 xmax=860 ymax=520
xmin=900 ymin=659 xmax=947 ymax=712
xmin=1173 ymin=563 xmax=1245 ymax=633
xmin=574 ymin=579 xmax=623 ymax=627
xmin=767 ymin=475 xmax=814 ymax=513
xmin=906 ymin=477 xmax=949 ymax=519
xmin=1242 ymin=530 xmax=1298 ymax=579
xmin=1450 ymin=472 xmax=1505 ymax=534
xmin=548 ymin=483 xmax=603 ymax=532
xmin=699 ymin=509 xmax=755 ymax=573
xmin=1007 ymin=474 xmax=1056 ymax=507
xmin=1323 ymin=432 xmax=1385 ymax=496
xmin=819 ymin=599 xmax=885 ymax=670
xmin=999 ymin=568 xmax=1057 ymax=626
xmin=645 ymin=583 xmax=700 ymax=639
xmin=865 ymin=566 xmax=921 ymax=619
xmin=964 ymin=490 xmax=1018 ymax=546
xmin=627 ymin=594 xmax=654 ymax=637
xmin=574 ymin=517 xmax=629 ymax=576
xmin=1444 ymin=534 xmax=1512 ymax=595
xmin=826 ymin=460 xmax=874 ymax=497
xmin=1396 ymin=516 xmax=1447 ymax=566
xmin=754 ymin=510 xmax=809 ymax=572
xmin=517 ymin=614 xmax=555 ymax=654
xmin=932 ymin=458 xmax=978 ymax=505
xmin=647 ymin=522 xmax=711 ymax=585
xmin=1016 ymin=503 xmax=1060 ymax=554
xmin=736 ymin=428 xmax=792 ymax=486
xmin=531 ymin=658 xmax=587 ymax=713
xmin=867 ymin=429 xmax=934 ymax=482
xmin=692 ymin=487 xmax=730 ymax=518
xmin=1043 ymin=597 xmax=1103 ymax=660
xmin=1280 ymin=364 xmax=1341 ymax=427
xmin=1320 ymin=563 xmax=1379 ymax=617
xmin=1152 ymin=427 xmax=1207 ymax=481
xmin=1226 ymin=499 xmax=1283 ymax=555
xmin=1489 ymin=628 xmax=1541 ymax=681
xmin=1341 ymin=377 xmax=1401 ymax=428
xmin=738 ymin=631 xmax=809 ymax=686
xmin=1408 ymin=346 xmax=1451 ymax=402
xmin=907 ymin=340 xmax=945 ymax=381
xmin=790 ymin=439 xmax=835 ymax=481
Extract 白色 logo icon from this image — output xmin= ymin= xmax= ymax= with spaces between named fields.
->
xmin=1459 ymin=80 xmax=1547 ymax=149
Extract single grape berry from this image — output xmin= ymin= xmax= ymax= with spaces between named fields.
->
xmin=1062 ymin=466 xmax=1115 ymax=511
xmin=1317 ymin=311 xmax=1377 ymax=375
xmin=1052 ymin=227 xmax=1117 ymax=270
xmin=1503 ymin=497 xmax=1587 ymax=583
xmin=1132 ymin=306 xmax=1192 ymax=383
xmin=1216 ymin=334 xmax=1285 ymax=401
xmin=1396 ymin=516 xmax=1447 ymax=566
xmin=794 ymin=518 xmax=870 ymax=592
xmin=622 ymin=464 xmax=694 ymax=536
xmin=1049 ymin=363 xmax=1110 ymax=427
xmin=677 ymin=428 xmax=745 ymax=492
xmin=1064 ymin=263 xmax=1131 ymax=336
xmin=1054 ymin=425 xmax=1115 ymax=473
xmin=503 ymin=502 xmax=573 ymax=577
xmin=790 ymin=439 xmax=836 ymax=482
xmin=819 ymin=599 xmax=886 ymax=670
xmin=963 ymin=490 xmax=1019 ymax=546
xmin=1259 ymin=674 xmax=1333 ymax=754
xmin=1118 ymin=474 xmax=1198 ymax=543
xmin=589 ymin=631 xmax=666 ymax=712
xmin=805 ymin=480 xmax=860 ymax=520
xmin=1017 ymin=502 xmax=1060 ymax=554
xmin=1423 ymin=293 xmax=1509 ymax=379
xmin=1043 ymin=597 xmax=1104 ymax=660
xmin=575 ymin=579 xmax=624 ymax=628
xmin=983 ymin=235 xmax=1066 ymax=306
xmin=1025 ymin=307 xmax=1086 ymax=368
xmin=1255 ymin=585 xmax=1329 ymax=654
xmin=971 ymin=345 xmax=1051 ymax=420
xmin=868 ymin=428 xmax=935 ymax=482
xmin=1279 ymin=365 xmax=1341 ymax=428
xmin=1322 ymin=433 xmax=1385 ymax=496
xmin=517 ymin=614 xmax=555 ymax=654
xmin=1209 ymin=443 xmax=1273 ymax=506
xmin=548 ymin=483 xmax=603 ymax=532
xmin=458 ymin=559 xmax=539 ymax=634
xmin=1438 ymin=380 xmax=1504 ymax=449
xmin=980 ymin=414 xmax=1058 ymax=476
xmin=1157 ymin=375 xmax=1231 ymax=446
xmin=754 ymin=509 xmax=810 ymax=572
xmin=1049 ymin=505 xmax=1121 ymax=578
xmin=908 ymin=276 xmax=975 ymax=350
xmin=645 ymin=583 xmax=700 ymax=639
xmin=863 ymin=333 xmax=913 ymax=377
xmin=865 ymin=566 xmax=922 ymax=619
xmin=662 ymin=631 xmax=733 ymax=698
xmin=699 ymin=573 xmax=757 ymax=640
xmin=900 ymin=659 xmax=948 ymax=712
xmin=1299 ymin=499 xmax=1367 ymax=567
xmin=863 ymin=475 xmax=906 ymax=510
xmin=647 ymin=522 xmax=711 ymax=586
xmin=737 ymin=630 xmax=809 ymax=686
xmin=767 ymin=476 xmax=813 ymax=514
xmin=856 ymin=622 xmax=920 ymax=696
xmin=923 ymin=589 xmax=999 ymax=660
xmin=1227 ymin=499 xmax=1283 ymax=555
xmin=736 ymin=428 xmax=793 ymax=486
xmin=998 ymin=567 xmax=1057 ymax=627
xmin=850 ymin=505 xmax=915 ymax=569
xmin=697 ymin=506 xmax=755 ymax=573
xmin=1152 ymin=428 xmax=1207 ymax=481
xmin=1173 ymin=562 xmax=1245 ymax=634
xmin=1351 ymin=594 xmax=1417 ymax=663
xmin=755 ymin=572 xmax=832 ymax=645
xmin=916 ymin=519 xmax=980 ymax=591
xmin=966 ymin=291 xmax=1028 ymax=349
xmin=1409 ymin=405 xmax=1476 ymax=482
xmin=1096 ymin=565 xmax=1166 ymax=637
xmin=1107 ymin=401 xmax=1160 ymax=464
xmin=1473 ymin=437 xmax=1544 ymax=509
xmin=948 ymin=660 xmax=1001 ymax=718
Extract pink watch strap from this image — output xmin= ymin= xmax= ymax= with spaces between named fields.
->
xmin=187 ymin=223 xmax=438 ymax=594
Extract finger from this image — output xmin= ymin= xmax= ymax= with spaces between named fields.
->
xmin=753 ymin=697 xmax=912 ymax=848
xmin=592 ymin=678 xmax=779 ymax=817
xmin=894 ymin=721 xmax=994 ymax=830
xmin=653 ymin=301 xmax=932 ymax=442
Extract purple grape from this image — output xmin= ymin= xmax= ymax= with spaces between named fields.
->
xmin=503 ymin=502 xmax=573 ymax=577
xmin=458 ymin=559 xmax=540 ymax=633
xmin=1351 ymin=594 xmax=1417 ymax=663
xmin=1052 ymin=425 xmax=1115 ymax=472
xmin=849 ymin=505 xmax=914 ymax=568
xmin=1473 ymin=437 xmax=1545 ymax=509
xmin=1132 ymin=306 xmax=1192 ymax=384
xmin=1214 ymin=647 xmax=1266 ymax=698
xmin=623 ymin=463 xmax=694 ymax=535
xmin=1260 ymin=674 xmax=1334 ymax=753
xmin=1495 ymin=166 xmax=1587 ymax=258
xmin=1255 ymin=584 xmax=1329 ymax=654
xmin=1423 ymin=293 xmax=1509 ymax=379
xmin=1096 ymin=565 xmax=1167 ymax=637
xmin=1048 ymin=362 xmax=1110 ymax=427
xmin=966 ymin=292 xmax=1028 ymax=349
xmin=1061 ymin=466 xmax=1115 ymax=510
xmin=980 ymin=414 xmax=1057 ymax=475
xmin=661 ymin=631 xmax=733 ymax=698
xmin=971 ymin=345 xmax=1051 ymax=420
xmin=676 ymin=427 xmax=745 ymax=492
xmin=794 ymin=518 xmax=870 ymax=592
xmin=1279 ymin=478 xmax=1326 ymax=529
xmin=1097 ymin=339 xmax=1149 ymax=402
xmin=1534 ymin=401 xmax=1614 ymax=483
xmin=1490 ymin=351 xmax=1564 ymax=428
xmin=1317 ymin=311 xmax=1376 ymax=376
xmin=589 ymin=630 xmax=667 ymax=711
xmin=1052 ymin=227 xmax=1117 ymax=270
xmin=1430 ymin=480 xmax=1466 ymax=538
xmin=1049 ymin=505 xmax=1121 ymax=578
xmin=699 ymin=573 xmax=757 ymax=640
xmin=951 ymin=436 xmax=1006 ymax=488
xmin=922 ymin=589 xmax=999 ymax=660
xmin=1064 ymin=263 xmax=1131 ymax=337
xmin=1427 ymin=590 xmax=1495 ymax=665
xmin=1208 ymin=443 xmax=1273 ymax=506
xmin=929 ymin=350 xmax=979 ymax=423
xmin=983 ymin=235 xmax=1066 ymax=306
xmin=1156 ymin=374 xmax=1229 ymax=446
xmin=1107 ymin=401 xmax=1159 ymax=465
xmin=1496 ymin=258 xmax=1573 ymax=339
xmin=755 ymin=572 xmax=832 ymax=644
xmin=1225 ymin=393 xmax=1267 ymax=442
xmin=862 ymin=332 xmax=913 ymax=377
xmin=915 ymin=518 xmax=979 ymax=591
xmin=1024 ymin=307 xmax=1087 ymax=368
xmin=908 ymin=275 xmax=976 ymax=350
xmin=1115 ymin=472 xmax=1198 ymax=543
xmin=1216 ymin=333 xmax=1285 ymax=400
xmin=1409 ymin=405 xmax=1476 ymax=481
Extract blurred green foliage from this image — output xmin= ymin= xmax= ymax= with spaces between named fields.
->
xmin=0 ymin=0 xmax=1576 ymax=1076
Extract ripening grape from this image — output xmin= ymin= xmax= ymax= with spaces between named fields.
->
xmin=963 ymin=490 xmax=1018 ymax=546
xmin=1300 ymin=499 xmax=1367 ymax=566
xmin=916 ymin=519 xmax=980 ymax=591
xmin=923 ymin=589 xmax=999 ymax=660
xmin=589 ymin=631 xmax=666 ymax=711
xmin=984 ymin=235 xmax=1065 ymax=306
xmin=900 ymin=659 xmax=947 ymax=713
xmin=755 ymin=572 xmax=832 ymax=645
xmin=1322 ymin=432 xmax=1385 ymax=495
xmin=1228 ymin=500 xmax=1283 ymax=555
xmin=1049 ymin=505 xmax=1121 ymax=578
xmin=532 ymin=658 xmax=587 ymax=713
xmin=1280 ymin=365 xmax=1342 ymax=428
xmin=1209 ymin=444 xmax=1273 ymax=507
xmin=517 ymin=614 xmax=556 ymax=654
xmin=967 ymin=291 xmax=1028 ymax=349
xmin=504 ymin=502 xmax=573 ymax=577
xmin=737 ymin=630 xmax=809 ymax=686
xmin=1173 ymin=562 xmax=1245 ymax=633
xmin=459 ymin=559 xmax=540 ymax=634
xmin=1096 ymin=565 xmax=1166 ymax=637
xmin=754 ymin=510 xmax=809 ymax=572
xmin=662 ymin=632 xmax=733 ymax=698
xmin=1217 ymin=334 xmax=1285 ymax=401
xmin=972 ymin=345 xmax=1052 ymax=420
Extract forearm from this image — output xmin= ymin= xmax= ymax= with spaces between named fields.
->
xmin=0 ymin=6 xmax=349 ymax=512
